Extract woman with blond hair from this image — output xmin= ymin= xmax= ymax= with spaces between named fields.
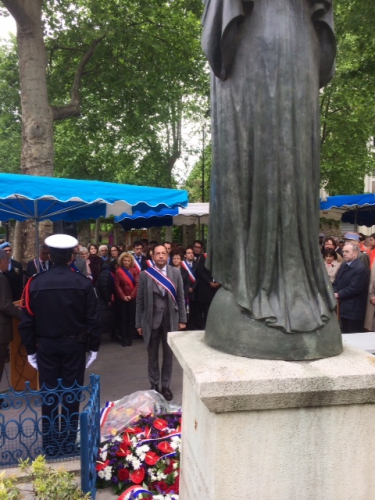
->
xmin=114 ymin=252 xmax=139 ymax=346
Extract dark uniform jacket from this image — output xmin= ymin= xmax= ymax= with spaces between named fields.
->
xmin=4 ymin=259 xmax=24 ymax=301
xmin=19 ymin=264 xmax=101 ymax=355
xmin=333 ymin=258 xmax=369 ymax=321
xmin=0 ymin=272 xmax=22 ymax=343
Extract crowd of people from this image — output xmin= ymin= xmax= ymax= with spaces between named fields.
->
xmin=2 ymin=226 xmax=375 ymax=407
xmin=320 ymin=231 xmax=375 ymax=334
xmin=0 ymin=231 xmax=220 ymax=404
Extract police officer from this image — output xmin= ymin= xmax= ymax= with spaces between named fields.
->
xmin=19 ymin=234 xmax=101 ymax=456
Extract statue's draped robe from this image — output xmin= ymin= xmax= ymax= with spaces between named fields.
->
xmin=204 ymin=0 xmax=337 ymax=333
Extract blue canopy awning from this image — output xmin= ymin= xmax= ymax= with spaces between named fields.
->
xmin=0 ymin=173 xmax=188 ymax=222
xmin=320 ymin=194 xmax=375 ymax=227
xmin=117 ymin=203 xmax=210 ymax=231
xmin=117 ymin=207 xmax=176 ymax=231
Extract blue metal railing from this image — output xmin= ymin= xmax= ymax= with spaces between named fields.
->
xmin=0 ymin=375 xmax=100 ymax=498
xmin=80 ymin=374 xmax=100 ymax=499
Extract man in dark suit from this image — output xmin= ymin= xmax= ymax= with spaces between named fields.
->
xmin=0 ymin=249 xmax=22 ymax=384
xmin=194 ymin=260 xmax=221 ymax=330
xmin=132 ymin=240 xmax=147 ymax=271
xmin=0 ymin=242 xmax=23 ymax=301
xmin=333 ymin=242 xmax=369 ymax=333
xmin=25 ymin=244 xmax=51 ymax=277
xmin=136 ymin=244 xmax=186 ymax=401
xmin=193 ymin=239 xmax=206 ymax=265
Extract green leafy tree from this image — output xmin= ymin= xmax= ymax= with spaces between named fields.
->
xmin=0 ymin=0 xmax=207 ymax=186
xmin=0 ymin=41 xmax=21 ymax=173
xmin=320 ymin=0 xmax=375 ymax=194
xmin=185 ymin=142 xmax=211 ymax=202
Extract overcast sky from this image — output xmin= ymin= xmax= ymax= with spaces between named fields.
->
xmin=0 ymin=14 xmax=16 ymax=41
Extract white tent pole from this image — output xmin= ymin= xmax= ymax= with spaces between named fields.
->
xmin=34 ymin=200 xmax=41 ymax=273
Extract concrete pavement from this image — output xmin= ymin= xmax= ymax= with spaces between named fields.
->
xmin=84 ymin=334 xmax=183 ymax=407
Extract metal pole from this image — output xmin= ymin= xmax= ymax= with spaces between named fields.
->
xmin=34 ymin=200 xmax=40 ymax=273
xmin=201 ymin=125 xmax=205 ymax=242
xmin=354 ymin=208 xmax=358 ymax=232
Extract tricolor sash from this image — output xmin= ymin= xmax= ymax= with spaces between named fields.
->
xmin=118 ymin=267 xmax=135 ymax=290
xmin=145 ymin=267 xmax=177 ymax=304
xmin=70 ymin=261 xmax=80 ymax=273
xmin=181 ymin=261 xmax=196 ymax=283
xmin=34 ymin=258 xmax=48 ymax=272
xmin=118 ymin=486 xmax=154 ymax=500
xmin=133 ymin=257 xmax=142 ymax=271
xmin=145 ymin=259 xmax=155 ymax=268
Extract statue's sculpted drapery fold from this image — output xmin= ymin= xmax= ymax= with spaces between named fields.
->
xmin=203 ymin=0 xmax=339 ymax=337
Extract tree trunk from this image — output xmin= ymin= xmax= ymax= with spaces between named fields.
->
xmin=94 ymin=219 xmax=100 ymax=244
xmin=164 ymin=226 xmax=173 ymax=242
xmin=12 ymin=0 xmax=54 ymax=176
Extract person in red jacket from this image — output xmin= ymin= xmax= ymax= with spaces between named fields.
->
xmin=115 ymin=252 xmax=139 ymax=346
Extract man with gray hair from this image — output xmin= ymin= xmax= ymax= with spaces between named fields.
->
xmin=333 ymin=242 xmax=369 ymax=333
xmin=25 ymin=244 xmax=51 ymax=277
xmin=0 ymin=249 xmax=22 ymax=384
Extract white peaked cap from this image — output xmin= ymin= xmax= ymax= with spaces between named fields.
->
xmin=45 ymin=234 xmax=78 ymax=249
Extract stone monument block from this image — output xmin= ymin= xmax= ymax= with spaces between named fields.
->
xmin=170 ymin=331 xmax=375 ymax=500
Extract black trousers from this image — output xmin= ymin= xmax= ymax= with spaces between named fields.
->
xmin=119 ymin=299 xmax=136 ymax=345
xmin=187 ymin=300 xmax=203 ymax=330
xmin=340 ymin=317 xmax=364 ymax=334
xmin=37 ymin=337 xmax=86 ymax=456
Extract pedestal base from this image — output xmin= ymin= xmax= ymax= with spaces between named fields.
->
xmin=205 ymin=288 xmax=343 ymax=360
xmin=169 ymin=331 xmax=375 ymax=500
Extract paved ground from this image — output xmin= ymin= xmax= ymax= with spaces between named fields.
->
xmin=84 ymin=335 xmax=183 ymax=407
xmin=1 ymin=334 xmax=184 ymax=499
xmin=1 ymin=334 xmax=184 ymax=406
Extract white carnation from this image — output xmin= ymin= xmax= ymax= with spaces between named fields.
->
xmin=131 ymin=458 xmax=141 ymax=470
xmin=103 ymin=466 xmax=112 ymax=481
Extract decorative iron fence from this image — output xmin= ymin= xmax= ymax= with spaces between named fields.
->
xmin=0 ymin=374 xmax=100 ymax=498
xmin=80 ymin=374 xmax=100 ymax=499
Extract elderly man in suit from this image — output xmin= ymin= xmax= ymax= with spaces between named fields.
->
xmin=0 ymin=249 xmax=22 ymax=384
xmin=25 ymin=244 xmax=51 ymax=277
xmin=333 ymin=242 xmax=369 ymax=333
xmin=136 ymin=244 xmax=186 ymax=401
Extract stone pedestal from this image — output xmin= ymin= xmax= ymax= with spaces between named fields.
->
xmin=169 ymin=331 xmax=375 ymax=500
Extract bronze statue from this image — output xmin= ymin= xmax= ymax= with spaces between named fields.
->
xmin=203 ymin=0 xmax=343 ymax=360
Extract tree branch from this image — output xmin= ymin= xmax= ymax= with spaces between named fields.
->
xmin=1 ymin=0 xmax=33 ymax=29
xmin=52 ymin=36 xmax=105 ymax=121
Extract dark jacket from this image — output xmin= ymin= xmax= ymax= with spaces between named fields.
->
xmin=97 ymin=267 xmax=116 ymax=304
xmin=19 ymin=264 xmax=101 ymax=354
xmin=333 ymin=258 xmax=369 ymax=320
xmin=194 ymin=261 xmax=219 ymax=304
xmin=4 ymin=259 xmax=24 ymax=301
xmin=0 ymin=272 xmax=22 ymax=343
xmin=26 ymin=258 xmax=52 ymax=278
xmin=178 ymin=266 xmax=190 ymax=301
xmin=87 ymin=254 xmax=102 ymax=286
xmin=133 ymin=255 xmax=147 ymax=271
